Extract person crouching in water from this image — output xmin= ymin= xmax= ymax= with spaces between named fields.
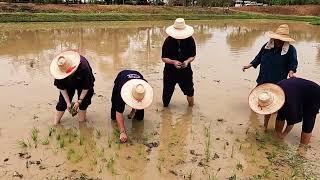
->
xmin=50 ymin=50 xmax=95 ymax=125
xmin=249 ymin=78 xmax=320 ymax=145
xmin=161 ymin=18 xmax=196 ymax=107
xmin=111 ymin=70 xmax=153 ymax=143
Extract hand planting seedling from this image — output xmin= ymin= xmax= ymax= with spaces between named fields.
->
xmin=69 ymin=102 xmax=78 ymax=117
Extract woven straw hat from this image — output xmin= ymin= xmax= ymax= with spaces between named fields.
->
xmin=249 ymin=83 xmax=285 ymax=115
xmin=50 ymin=50 xmax=81 ymax=80
xmin=266 ymin=24 xmax=295 ymax=42
xmin=121 ymin=79 xmax=153 ymax=110
xmin=165 ymin=18 xmax=194 ymax=40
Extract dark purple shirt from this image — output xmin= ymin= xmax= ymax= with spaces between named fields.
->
xmin=54 ymin=56 xmax=95 ymax=90
xmin=111 ymin=70 xmax=145 ymax=113
xmin=277 ymin=78 xmax=320 ymax=126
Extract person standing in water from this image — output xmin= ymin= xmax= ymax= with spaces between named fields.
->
xmin=161 ymin=18 xmax=196 ymax=107
xmin=242 ymin=24 xmax=298 ymax=130
xmin=249 ymin=78 xmax=320 ymax=145
xmin=111 ymin=70 xmax=153 ymax=143
xmin=50 ymin=50 xmax=95 ymax=125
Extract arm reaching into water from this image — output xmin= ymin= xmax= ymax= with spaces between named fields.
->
xmin=116 ymin=112 xmax=128 ymax=143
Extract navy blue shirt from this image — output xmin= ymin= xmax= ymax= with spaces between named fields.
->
xmin=111 ymin=70 xmax=145 ymax=113
xmin=251 ymin=44 xmax=298 ymax=84
xmin=277 ymin=78 xmax=320 ymax=132
xmin=54 ymin=56 xmax=95 ymax=90
xmin=161 ymin=36 xmax=196 ymax=73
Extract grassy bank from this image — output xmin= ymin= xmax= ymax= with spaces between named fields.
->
xmin=0 ymin=12 xmax=320 ymax=24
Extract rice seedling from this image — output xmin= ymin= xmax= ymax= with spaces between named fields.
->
xmin=107 ymin=135 xmax=112 ymax=148
xmin=204 ymin=123 xmax=212 ymax=162
xmin=228 ymin=174 xmax=237 ymax=180
xmin=79 ymin=136 xmax=85 ymax=146
xmin=106 ymin=156 xmax=116 ymax=175
xmin=236 ymin=161 xmax=243 ymax=171
xmin=97 ymin=148 xmax=104 ymax=157
xmin=208 ymin=174 xmax=218 ymax=180
xmin=48 ymin=127 xmax=56 ymax=137
xmin=56 ymin=133 xmax=61 ymax=141
xmin=95 ymin=129 xmax=102 ymax=139
xmin=67 ymin=148 xmax=75 ymax=160
xmin=41 ymin=137 xmax=49 ymax=145
xmin=59 ymin=138 xmax=65 ymax=148
xmin=17 ymin=139 xmax=28 ymax=148
xmin=31 ymin=127 xmax=39 ymax=147
xmin=231 ymin=145 xmax=235 ymax=158
xmin=186 ymin=169 xmax=194 ymax=180
xmin=91 ymin=158 xmax=98 ymax=166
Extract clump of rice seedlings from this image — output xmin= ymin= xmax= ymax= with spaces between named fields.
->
xmin=107 ymin=135 xmax=112 ymax=148
xmin=41 ymin=137 xmax=49 ymax=145
xmin=18 ymin=139 xmax=28 ymax=148
xmin=113 ymin=129 xmax=120 ymax=144
xmin=31 ymin=127 xmax=39 ymax=147
xmin=59 ymin=138 xmax=65 ymax=148
xmin=67 ymin=148 xmax=83 ymax=163
xmin=79 ymin=136 xmax=85 ymax=146
xmin=236 ymin=161 xmax=243 ymax=171
xmin=228 ymin=174 xmax=237 ymax=180
xmin=91 ymin=158 xmax=98 ymax=166
xmin=95 ymin=129 xmax=102 ymax=139
xmin=97 ymin=148 xmax=104 ymax=157
xmin=56 ymin=133 xmax=61 ymax=141
xmin=107 ymin=156 xmax=116 ymax=175
xmin=204 ymin=123 xmax=212 ymax=162
xmin=186 ymin=169 xmax=194 ymax=180
xmin=48 ymin=127 xmax=56 ymax=137
xmin=67 ymin=148 xmax=75 ymax=160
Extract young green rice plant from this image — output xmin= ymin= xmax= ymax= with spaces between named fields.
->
xmin=59 ymin=138 xmax=65 ymax=148
xmin=106 ymin=156 xmax=116 ymax=175
xmin=95 ymin=129 xmax=102 ymax=139
xmin=231 ymin=145 xmax=235 ymax=158
xmin=48 ymin=127 xmax=56 ymax=137
xmin=67 ymin=148 xmax=75 ymax=160
xmin=79 ymin=136 xmax=85 ymax=146
xmin=17 ymin=139 xmax=28 ymax=148
xmin=31 ymin=127 xmax=39 ymax=147
xmin=204 ymin=123 xmax=212 ymax=162
xmin=97 ymin=148 xmax=104 ymax=158
xmin=107 ymin=135 xmax=112 ymax=148
xmin=236 ymin=161 xmax=243 ymax=171
xmin=56 ymin=133 xmax=61 ymax=141
xmin=91 ymin=158 xmax=98 ymax=166
xmin=41 ymin=137 xmax=49 ymax=145
xmin=186 ymin=169 xmax=194 ymax=180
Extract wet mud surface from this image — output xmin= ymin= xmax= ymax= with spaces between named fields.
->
xmin=0 ymin=20 xmax=320 ymax=179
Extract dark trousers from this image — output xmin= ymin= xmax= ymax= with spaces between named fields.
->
xmin=162 ymin=70 xmax=194 ymax=107
xmin=56 ymin=88 xmax=94 ymax=111
xmin=111 ymin=107 xmax=144 ymax=121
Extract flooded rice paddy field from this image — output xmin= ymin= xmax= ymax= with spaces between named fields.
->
xmin=0 ymin=20 xmax=319 ymax=179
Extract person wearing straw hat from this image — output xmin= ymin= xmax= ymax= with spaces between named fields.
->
xmin=50 ymin=50 xmax=95 ymax=125
xmin=242 ymin=24 xmax=298 ymax=84
xmin=243 ymin=24 xmax=298 ymax=126
xmin=161 ymin=18 xmax=196 ymax=107
xmin=249 ymin=78 xmax=320 ymax=145
xmin=111 ymin=70 xmax=153 ymax=143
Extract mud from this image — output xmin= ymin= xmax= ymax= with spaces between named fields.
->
xmin=0 ymin=20 xmax=319 ymax=179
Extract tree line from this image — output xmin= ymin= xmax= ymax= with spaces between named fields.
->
xmin=7 ymin=0 xmax=320 ymax=6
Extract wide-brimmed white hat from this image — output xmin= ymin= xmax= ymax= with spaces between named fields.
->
xmin=266 ymin=24 xmax=295 ymax=42
xmin=50 ymin=50 xmax=81 ymax=80
xmin=121 ymin=79 xmax=153 ymax=110
xmin=165 ymin=18 xmax=194 ymax=40
xmin=248 ymin=83 xmax=285 ymax=115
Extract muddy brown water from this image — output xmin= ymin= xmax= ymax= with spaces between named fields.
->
xmin=0 ymin=20 xmax=319 ymax=179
